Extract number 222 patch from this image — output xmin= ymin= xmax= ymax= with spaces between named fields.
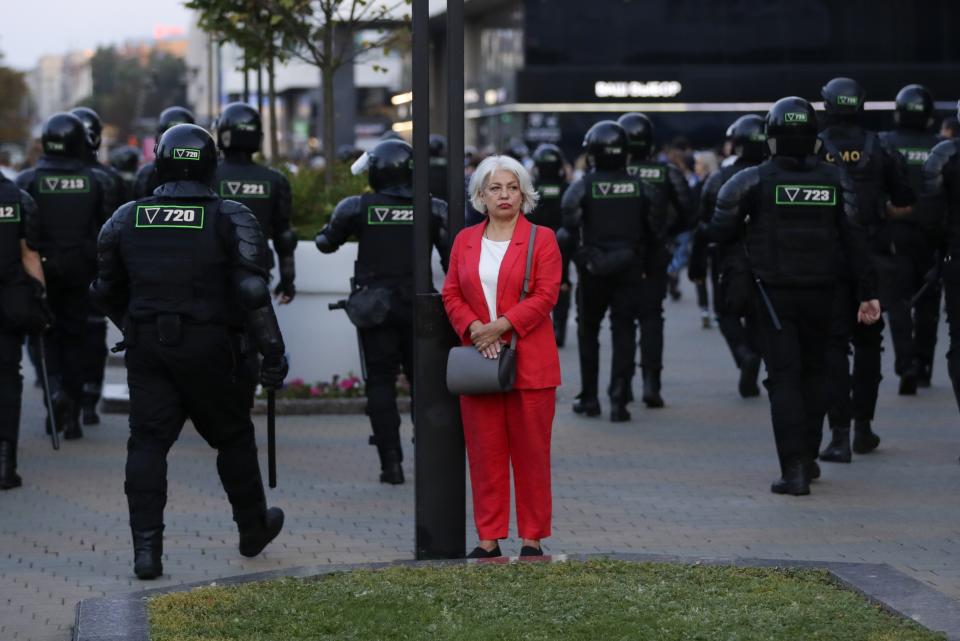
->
xmin=135 ymin=205 xmax=205 ymax=229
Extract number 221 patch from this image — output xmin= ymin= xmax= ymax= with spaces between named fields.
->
xmin=135 ymin=205 xmax=205 ymax=229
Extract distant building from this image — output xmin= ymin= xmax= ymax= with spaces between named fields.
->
xmin=26 ymin=51 xmax=94 ymax=125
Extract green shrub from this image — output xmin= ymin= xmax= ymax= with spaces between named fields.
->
xmin=282 ymin=162 xmax=370 ymax=240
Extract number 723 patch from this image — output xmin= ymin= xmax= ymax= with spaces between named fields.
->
xmin=135 ymin=205 xmax=205 ymax=229
xmin=775 ymin=185 xmax=836 ymax=206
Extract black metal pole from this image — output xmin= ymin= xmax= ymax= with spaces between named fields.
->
xmin=413 ymin=0 xmax=466 ymax=560
xmin=446 ymin=0 xmax=465 ymax=235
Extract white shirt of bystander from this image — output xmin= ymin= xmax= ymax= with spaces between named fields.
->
xmin=479 ymin=236 xmax=510 ymax=324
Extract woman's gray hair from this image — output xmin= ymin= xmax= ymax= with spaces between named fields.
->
xmin=468 ymin=154 xmax=539 ymax=215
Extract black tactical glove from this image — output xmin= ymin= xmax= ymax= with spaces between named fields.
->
xmin=273 ymin=279 xmax=296 ymax=302
xmin=260 ymin=353 xmax=289 ymax=389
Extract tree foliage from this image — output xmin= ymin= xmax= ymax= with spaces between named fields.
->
xmin=0 ymin=52 xmax=31 ymax=144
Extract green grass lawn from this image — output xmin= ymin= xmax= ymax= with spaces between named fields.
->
xmin=149 ymin=560 xmax=944 ymax=641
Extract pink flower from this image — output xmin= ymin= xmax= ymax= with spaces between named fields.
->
xmin=339 ymin=378 xmax=354 ymax=390
xmin=309 ymin=386 xmax=321 ymax=397
xmin=289 ymin=377 xmax=305 ymax=387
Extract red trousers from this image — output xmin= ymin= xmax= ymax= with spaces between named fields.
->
xmin=460 ymin=387 xmax=555 ymax=541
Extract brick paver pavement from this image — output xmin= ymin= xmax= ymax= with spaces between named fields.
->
xmin=2 ymin=283 xmax=959 ymax=640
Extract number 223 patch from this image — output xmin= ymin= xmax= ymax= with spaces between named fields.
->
xmin=135 ymin=205 xmax=205 ymax=229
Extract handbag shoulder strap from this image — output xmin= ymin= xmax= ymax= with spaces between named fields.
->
xmin=509 ymin=225 xmax=538 ymax=350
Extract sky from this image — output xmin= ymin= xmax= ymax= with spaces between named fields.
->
xmin=1 ymin=0 xmax=193 ymax=71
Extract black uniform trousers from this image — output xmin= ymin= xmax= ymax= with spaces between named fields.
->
xmin=124 ymin=324 xmax=265 ymax=531
xmin=879 ymin=223 xmax=940 ymax=377
xmin=359 ymin=313 xmax=413 ymax=456
xmin=637 ymin=245 xmax=669 ymax=373
xmin=0 ymin=330 xmax=23 ymax=443
xmin=941 ymin=257 xmax=960 ymax=410
xmin=577 ymin=265 xmax=643 ymax=401
xmin=755 ymin=285 xmax=833 ymax=470
xmin=42 ymin=275 xmax=90 ymax=405
xmin=713 ymin=250 xmax=761 ymax=367
xmin=823 ymin=278 xmax=884 ymax=432
xmin=553 ymin=258 xmax=572 ymax=344
xmin=81 ymin=311 xmax=108 ymax=405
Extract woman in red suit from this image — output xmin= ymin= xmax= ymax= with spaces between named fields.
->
xmin=442 ymin=155 xmax=562 ymax=558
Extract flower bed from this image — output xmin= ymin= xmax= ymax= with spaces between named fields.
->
xmin=256 ymin=374 xmax=411 ymax=401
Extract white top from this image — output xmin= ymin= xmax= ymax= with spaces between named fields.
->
xmin=479 ymin=236 xmax=511 ymax=323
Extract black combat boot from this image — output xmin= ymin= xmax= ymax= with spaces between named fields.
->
xmin=819 ymin=427 xmax=852 ymax=463
xmin=917 ymin=362 xmax=932 ymax=388
xmin=56 ymin=393 xmax=83 ymax=440
xmin=0 ymin=440 xmax=22 ymax=490
xmin=641 ymin=369 xmax=664 ymax=408
xmin=898 ymin=362 xmax=919 ymax=396
xmin=238 ymin=507 xmax=285 ymax=557
xmin=81 ymin=385 xmax=101 ymax=425
xmin=378 ymin=447 xmax=405 ymax=485
xmin=608 ymin=378 xmax=631 ymax=423
xmin=737 ymin=351 xmax=762 ymax=398
xmin=131 ymin=526 xmax=164 ymax=580
xmin=572 ymin=396 xmax=601 ymax=417
xmin=771 ymin=459 xmax=811 ymax=496
xmin=852 ymin=419 xmax=880 ymax=454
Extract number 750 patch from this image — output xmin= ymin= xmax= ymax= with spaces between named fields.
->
xmin=135 ymin=204 xmax=205 ymax=229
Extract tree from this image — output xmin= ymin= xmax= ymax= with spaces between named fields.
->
xmin=185 ymin=0 xmax=306 ymax=160
xmin=280 ymin=1 xmax=411 ymax=184
xmin=0 ymin=52 xmax=31 ymax=145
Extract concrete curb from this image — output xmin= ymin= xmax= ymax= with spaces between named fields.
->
xmin=73 ymin=553 xmax=960 ymax=641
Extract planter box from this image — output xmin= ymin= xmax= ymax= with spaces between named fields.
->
xmin=100 ymin=384 xmax=410 ymax=416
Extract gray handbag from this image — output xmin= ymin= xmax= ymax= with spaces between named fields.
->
xmin=446 ymin=225 xmax=537 ymax=395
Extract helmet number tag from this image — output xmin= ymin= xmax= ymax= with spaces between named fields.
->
xmin=897 ymin=147 xmax=930 ymax=166
xmin=135 ymin=204 xmax=205 ymax=229
xmin=368 ymin=205 xmax=414 ymax=225
xmin=626 ymin=165 xmax=665 ymax=183
xmin=539 ymin=184 xmax=562 ymax=198
xmin=220 ymin=180 xmax=271 ymax=199
xmin=172 ymin=147 xmax=201 ymax=161
xmin=775 ymin=185 xmax=836 ymax=206
xmin=39 ymin=175 xmax=89 ymax=193
xmin=0 ymin=203 xmax=20 ymax=222
xmin=592 ymin=181 xmax=639 ymax=198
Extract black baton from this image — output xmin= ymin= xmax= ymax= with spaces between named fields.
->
xmin=37 ymin=335 xmax=59 ymax=451
xmin=267 ymin=388 xmax=276 ymax=488
xmin=754 ymin=277 xmax=782 ymax=331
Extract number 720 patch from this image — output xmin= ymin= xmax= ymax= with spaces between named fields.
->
xmin=135 ymin=204 xmax=205 ymax=229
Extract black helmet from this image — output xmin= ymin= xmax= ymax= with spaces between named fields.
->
xmin=821 ymin=77 xmax=865 ymax=118
xmin=765 ymin=97 xmax=819 ymax=157
xmin=894 ymin=84 xmax=934 ymax=130
xmin=429 ymin=134 xmax=447 ymax=157
xmin=216 ymin=102 xmax=262 ymax=152
xmin=368 ymin=139 xmax=413 ymax=197
xmin=616 ymin=112 xmax=654 ymax=161
xmin=506 ymin=139 xmax=529 ymax=162
xmin=583 ymin=120 xmax=628 ymax=171
xmin=154 ymin=124 xmax=217 ymax=185
xmin=70 ymin=106 xmax=103 ymax=151
xmin=532 ymin=144 xmax=565 ymax=181
xmin=156 ymin=106 xmax=196 ymax=137
xmin=727 ymin=114 xmax=768 ymax=162
xmin=109 ymin=145 xmax=140 ymax=174
xmin=41 ymin=112 xmax=90 ymax=159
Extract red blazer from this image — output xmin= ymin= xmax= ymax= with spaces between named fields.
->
xmin=442 ymin=215 xmax=562 ymax=390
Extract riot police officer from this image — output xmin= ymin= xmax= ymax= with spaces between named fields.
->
xmin=691 ymin=114 xmax=768 ymax=398
xmin=214 ymin=102 xmax=296 ymax=303
xmin=0 ymin=175 xmax=47 ymax=489
xmin=134 ymin=106 xmax=195 ymax=198
xmin=71 ymin=106 xmax=124 ymax=425
xmin=922 ymin=101 xmax=960 ymax=442
xmin=707 ymin=96 xmax=880 ymax=495
xmin=16 ymin=113 xmax=118 ymax=439
xmin=529 ymin=143 xmax=571 ymax=346
xmin=817 ymin=77 xmax=914 ymax=463
xmin=562 ymin=121 xmax=653 ymax=422
xmin=428 ymin=134 xmax=450 ymax=202
xmin=90 ymin=124 xmax=288 ymax=580
xmin=880 ymin=84 xmax=943 ymax=389
xmin=315 ymin=140 xmax=448 ymax=484
xmin=110 ymin=145 xmax=141 ymax=200
xmin=617 ymin=112 xmax=696 ymax=408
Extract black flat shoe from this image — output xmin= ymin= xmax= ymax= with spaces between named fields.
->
xmin=467 ymin=545 xmax=501 ymax=559
xmin=520 ymin=546 xmax=543 ymax=557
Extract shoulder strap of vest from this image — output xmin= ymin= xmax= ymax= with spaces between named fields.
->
xmin=858 ymin=132 xmax=875 ymax=171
